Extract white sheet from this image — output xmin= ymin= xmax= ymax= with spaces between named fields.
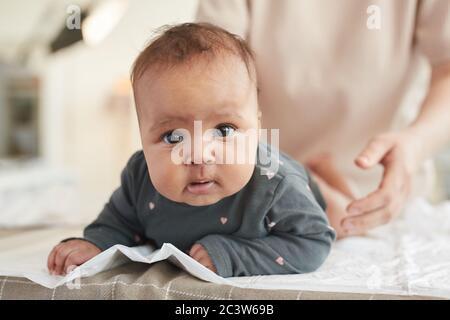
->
xmin=0 ymin=198 xmax=449 ymax=298
xmin=0 ymin=161 xmax=80 ymax=227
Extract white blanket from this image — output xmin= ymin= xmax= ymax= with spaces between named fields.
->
xmin=0 ymin=198 xmax=449 ymax=298
xmin=0 ymin=161 xmax=80 ymax=227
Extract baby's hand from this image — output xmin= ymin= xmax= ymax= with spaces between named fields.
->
xmin=189 ymin=244 xmax=217 ymax=273
xmin=47 ymin=239 xmax=101 ymax=276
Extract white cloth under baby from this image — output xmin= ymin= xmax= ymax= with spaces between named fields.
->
xmin=0 ymin=197 xmax=449 ymax=298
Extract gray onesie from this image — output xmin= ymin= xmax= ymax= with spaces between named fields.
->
xmin=78 ymin=142 xmax=336 ymax=277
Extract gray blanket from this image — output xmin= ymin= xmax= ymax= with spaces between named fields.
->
xmin=0 ymin=261 xmax=433 ymax=300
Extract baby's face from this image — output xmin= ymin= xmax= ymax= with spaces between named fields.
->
xmin=134 ymin=55 xmax=260 ymax=206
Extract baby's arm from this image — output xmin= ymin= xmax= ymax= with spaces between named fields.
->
xmin=82 ymin=153 xmax=145 ymax=250
xmin=47 ymin=239 xmax=101 ymax=275
xmin=47 ymin=152 xmax=145 ymax=275
xmin=189 ymin=243 xmax=217 ymax=273
xmin=196 ymin=175 xmax=336 ymax=277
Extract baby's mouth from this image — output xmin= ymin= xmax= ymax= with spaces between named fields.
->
xmin=186 ymin=180 xmax=216 ymax=195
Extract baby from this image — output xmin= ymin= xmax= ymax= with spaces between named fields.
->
xmin=47 ymin=23 xmax=336 ymax=277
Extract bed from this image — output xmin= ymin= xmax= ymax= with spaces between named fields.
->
xmin=0 ymin=198 xmax=449 ymax=300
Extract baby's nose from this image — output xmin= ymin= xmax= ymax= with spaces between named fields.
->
xmin=187 ymin=140 xmax=216 ymax=165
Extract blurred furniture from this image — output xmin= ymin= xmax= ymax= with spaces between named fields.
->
xmin=0 ymin=67 xmax=40 ymax=160
xmin=0 ymin=159 xmax=80 ymax=228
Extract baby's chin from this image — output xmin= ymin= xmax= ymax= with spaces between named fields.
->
xmin=155 ymin=174 xmax=253 ymax=207
xmin=181 ymin=185 xmax=226 ymax=206
xmin=177 ymin=186 xmax=236 ymax=206
xmin=182 ymin=195 xmax=223 ymax=206
xmin=180 ymin=179 xmax=250 ymax=206
xmin=163 ymin=191 xmax=224 ymax=207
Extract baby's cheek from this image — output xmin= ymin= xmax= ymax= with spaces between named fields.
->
xmin=149 ymin=161 xmax=186 ymax=199
xmin=220 ymin=163 xmax=254 ymax=195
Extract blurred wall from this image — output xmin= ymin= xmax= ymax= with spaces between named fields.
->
xmin=0 ymin=67 xmax=8 ymax=156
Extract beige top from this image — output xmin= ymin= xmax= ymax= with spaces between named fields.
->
xmin=197 ymin=0 xmax=450 ymax=197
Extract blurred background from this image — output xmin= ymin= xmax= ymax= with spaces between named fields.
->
xmin=0 ymin=0 xmax=198 ymax=227
xmin=0 ymin=0 xmax=449 ymax=229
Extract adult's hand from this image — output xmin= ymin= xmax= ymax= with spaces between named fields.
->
xmin=343 ymin=61 xmax=450 ymax=235
xmin=342 ymin=130 xmax=424 ymax=235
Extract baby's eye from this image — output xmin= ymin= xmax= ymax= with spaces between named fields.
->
xmin=213 ymin=124 xmax=236 ymax=138
xmin=162 ymin=130 xmax=184 ymax=144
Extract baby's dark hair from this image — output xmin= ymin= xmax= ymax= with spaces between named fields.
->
xmin=130 ymin=22 xmax=256 ymax=85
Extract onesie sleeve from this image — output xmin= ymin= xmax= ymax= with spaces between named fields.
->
xmin=196 ymin=174 xmax=336 ymax=277
xmin=82 ymin=152 xmax=145 ymax=251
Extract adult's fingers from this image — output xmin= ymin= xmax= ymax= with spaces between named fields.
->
xmin=342 ymin=207 xmax=393 ymax=235
xmin=346 ymin=188 xmax=390 ymax=217
xmin=347 ymin=155 xmax=402 ymax=216
xmin=345 ymin=158 xmax=407 ymax=235
xmin=355 ymin=136 xmax=394 ymax=169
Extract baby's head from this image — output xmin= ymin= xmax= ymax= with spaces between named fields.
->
xmin=131 ymin=23 xmax=260 ymax=206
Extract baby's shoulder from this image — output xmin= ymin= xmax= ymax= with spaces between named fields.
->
xmin=123 ymin=150 xmax=155 ymax=193
xmin=125 ymin=150 xmax=148 ymax=177
xmin=255 ymin=142 xmax=309 ymax=186
xmin=238 ymin=144 xmax=320 ymax=224
xmin=127 ymin=149 xmax=146 ymax=167
xmin=239 ymin=143 xmax=312 ymax=211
